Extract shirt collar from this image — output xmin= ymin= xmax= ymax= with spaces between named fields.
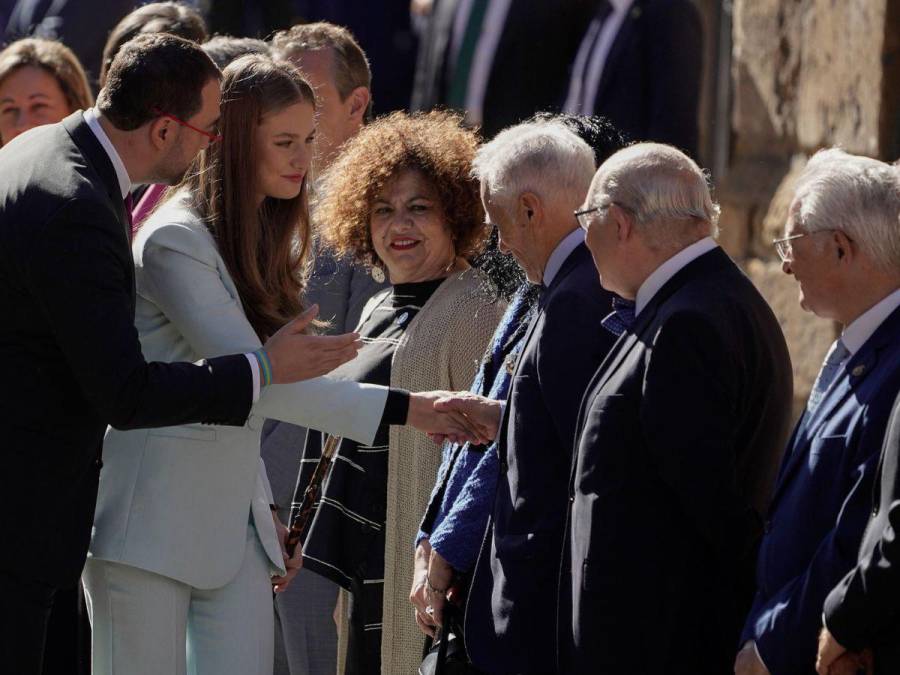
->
xmin=542 ymin=228 xmax=585 ymax=287
xmin=83 ymin=107 xmax=131 ymax=199
xmin=635 ymin=237 xmax=718 ymax=316
xmin=841 ymin=286 xmax=900 ymax=356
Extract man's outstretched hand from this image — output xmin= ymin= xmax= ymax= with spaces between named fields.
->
xmin=426 ymin=391 xmax=503 ymax=446
xmin=407 ymin=391 xmax=500 ymax=445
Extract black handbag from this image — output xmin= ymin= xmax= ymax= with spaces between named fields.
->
xmin=418 ymin=589 xmax=483 ymax=675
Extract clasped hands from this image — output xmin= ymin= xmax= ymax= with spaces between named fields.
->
xmin=409 ymin=391 xmax=503 ymax=447
xmin=409 ymin=539 xmax=455 ymax=638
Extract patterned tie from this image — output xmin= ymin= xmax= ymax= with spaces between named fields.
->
xmin=807 ymin=339 xmax=850 ymax=413
xmin=447 ymin=0 xmax=490 ymax=110
xmin=124 ymin=192 xmax=135 ymax=241
xmin=600 ymin=296 xmax=636 ymax=337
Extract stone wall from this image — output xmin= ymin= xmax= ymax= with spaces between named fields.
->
xmin=719 ymin=0 xmax=900 ymax=417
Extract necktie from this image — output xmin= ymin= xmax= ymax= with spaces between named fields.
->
xmin=447 ymin=0 xmax=490 ymax=110
xmin=807 ymin=339 xmax=850 ymax=413
xmin=124 ymin=192 xmax=135 ymax=241
xmin=564 ymin=0 xmax=614 ymax=114
xmin=601 ymin=296 xmax=636 ymax=337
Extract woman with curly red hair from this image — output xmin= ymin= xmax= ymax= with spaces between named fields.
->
xmin=290 ymin=110 xmax=506 ymax=674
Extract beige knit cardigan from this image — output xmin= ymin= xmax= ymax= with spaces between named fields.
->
xmin=335 ymin=266 xmax=505 ymax=674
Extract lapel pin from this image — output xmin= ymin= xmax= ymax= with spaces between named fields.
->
xmin=852 ymin=364 xmax=866 ymax=377
xmin=396 ymin=311 xmax=409 ymax=326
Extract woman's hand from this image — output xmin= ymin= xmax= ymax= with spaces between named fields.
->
xmin=410 ymin=540 xmax=438 ymax=638
xmin=264 ymin=304 xmax=363 ymax=384
xmin=425 ymin=547 xmax=454 ymax=628
xmin=271 ymin=512 xmax=303 ymax=593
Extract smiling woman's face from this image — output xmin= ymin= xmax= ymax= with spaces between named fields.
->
xmin=0 ymin=65 xmax=71 ymax=145
xmin=369 ymin=167 xmax=456 ymax=284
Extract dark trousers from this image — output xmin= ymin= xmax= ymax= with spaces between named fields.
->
xmin=0 ymin=569 xmax=57 ymax=675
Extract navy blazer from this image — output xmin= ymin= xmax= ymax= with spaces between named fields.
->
xmin=581 ymin=0 xmax=703 ymax=159
xmin=561 ymin=247 xmax=793 ymax=674
xmin=463 ymin=243 xmax=617 ymax=674
xmin=824 ymin=390 xmax=900 ymax=673
xmin=742 ymin=305 xmax=900 ymax=675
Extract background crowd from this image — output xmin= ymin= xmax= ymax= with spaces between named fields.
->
xmin=0 ymin=2 xmax=898 ymax=675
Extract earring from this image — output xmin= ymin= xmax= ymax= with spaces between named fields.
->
xmin=371 ymin=266 xmax=386 ymax=283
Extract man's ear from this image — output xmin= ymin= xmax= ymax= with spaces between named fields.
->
xmin=608 ymin=203 xmax=633 ymax=242
xmin=832 ymin=229 xmax=854 ymax=263
xmin=347 ymin=86 xmax=370 ymax=124
xmin=148 ymin=117 xmax=173 ymax=151
xmin=519 ymin=192 xmax=541 ymax=227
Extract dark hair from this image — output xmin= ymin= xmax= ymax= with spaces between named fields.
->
xmin=271 ymin=22 xmax=371 ymax=117
xmin=99 ymin=1 xmax=207 ymax=87
xmin=529 ymin=112 xmax=628 ymax=165
xmin=0 ymin=38 xmax=93 ymax=112
xmin=318 ymin=110 xmax=486 ymax=270
xmin=202 ymin=35 xmax=269 ymax=70
xmin=96 ymin=33 xmax=220 ymax=131
xmin=180 ymin=55 xmax=316 ymax=340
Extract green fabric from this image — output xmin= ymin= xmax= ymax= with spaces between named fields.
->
xmin=447 ymin=0 xmax=490 ymax=110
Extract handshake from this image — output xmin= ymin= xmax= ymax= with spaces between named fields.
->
xmin=406 ymin=390 xmax=504 ymax=446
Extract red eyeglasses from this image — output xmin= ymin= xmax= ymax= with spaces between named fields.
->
xmin=151 ymin=107 xmax=222 ymax=143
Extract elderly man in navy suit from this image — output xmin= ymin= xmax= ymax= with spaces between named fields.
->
xmin=736 ymin=149 xmax=900 ymax=675
xmin=428 ymin=118 xmax=621 ymax=674
xmin=564 ymin=143 xmax=793 ymax=674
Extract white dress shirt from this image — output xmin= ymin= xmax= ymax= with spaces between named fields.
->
xmin=841 ymin=287 xmax=900 ymax=356
xmin=83 ymin=108 xmax=262 ymax=402
xmin=450 ymin=0 xmax=513 ymax=126
xmin=563 ymin=0 xmax=634 ymax=115
xmin=634 ymin=237 xmax=718 ymax=316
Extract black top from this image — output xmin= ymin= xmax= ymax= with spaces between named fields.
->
xmin=292 ymin=278 xmax=444 ymax=669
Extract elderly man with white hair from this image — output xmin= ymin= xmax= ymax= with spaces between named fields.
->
xmin=737 ymin=149 xmax=900 ymax=675
xmin=425 ymin=119 xmax=622 ymax=674
xmin=558 ymin=142 xmax=793 ymax=674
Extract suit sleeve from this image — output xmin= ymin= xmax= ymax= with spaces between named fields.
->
xmin=138 ymin=221 xmax=389 ymax=445
xmin=26 ymin=199 xmax=251 ymax=430
xmin=743 ymin=425 xmax=882 ymax=673
xmin=645 ymin=0 xmax=703 ymax=158
xmin=824 ymin=403 xmax=900 ymax=651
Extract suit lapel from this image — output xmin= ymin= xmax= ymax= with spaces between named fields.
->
xmin=593 ymin=0 xmax=641 ymax=106
xmin=770 ymin=306 xmax=900 ymax=506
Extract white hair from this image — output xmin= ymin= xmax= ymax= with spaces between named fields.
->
xmin=793 ymin=148 xmax=900 ymax=273
xmin=471 ymin=120 xmax=596 ymax=210
xmin=590 ymin=143 xmax=720 ymax=249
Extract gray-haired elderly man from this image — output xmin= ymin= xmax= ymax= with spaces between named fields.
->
xmin=560 ymin=143 xmax=793 ymax=674
xmin=428 ymin=119 xmax=621 ymax=674
xmin=738 ymin=150 xmax=900 ymax=675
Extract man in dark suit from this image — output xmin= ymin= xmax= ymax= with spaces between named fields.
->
xmin=737 ymin=149 xmax=900 ymax=675
xmin=562 ymin=142 xmax=793 ymax=674
xmin=0 ymin=34 xmax=366 ymax=674
xmin=427 ymin=118 xmax=620 ymax=674
xmin=563 ymin=0 xmax=703 ymax=159
xmin=410 ymin=0 xmax=594 ymax=138
xmin=818 ymin=391 xmax=900 ymax=675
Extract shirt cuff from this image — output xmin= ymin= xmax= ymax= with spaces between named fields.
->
xmin=381 ymin=388 xmax=410 ymax=426
xmin=245 ymin=353 xmax=261 ymax=403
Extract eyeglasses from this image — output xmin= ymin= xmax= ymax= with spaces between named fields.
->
xmin=574 ymin=204 xmax=605 ymax=230
xmin=151 ymin=107 xmax=222 ymax=143
xmin=773 ymin=229 xmax=843 ymax=263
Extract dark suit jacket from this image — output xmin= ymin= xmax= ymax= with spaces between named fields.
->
xmin=463 ymin=243 xmax=617 ymax=674
xmin=824 ymin=389 xmax=900 ymax=674
xmin=743 ymin=306 xmax=900 ymax=674
xmin=562 ymin=247 xmax=793 ymax=674
xmin=411 ymin=0 xmax=594 ymax=138
xmin=0 ymin=112 xmax=252 ymax=586
xmin=583 ymin=0 xmax=703 ymax=159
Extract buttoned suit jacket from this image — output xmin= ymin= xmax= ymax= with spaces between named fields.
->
xmin=824 ymin=389 xmax=900 ymax=674
xmin=743 ymin=305 xmax=900 ymax=674
xmin=463 ymin=243 xmax=617 ymax=674
xmin=0 ymin=112 xmax=253 ymax=587
xmin=582 ymin=0 xmax=703 ymax=159
xmin=562 ymin=247 xmax=793 ymax=674
xmin=89 ymin=193 xmax=391 ymax=589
